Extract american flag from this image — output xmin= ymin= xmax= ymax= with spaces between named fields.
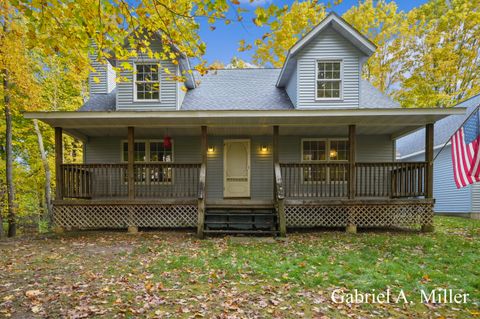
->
xmin=451 ymin=107 xmax=480 ymax=188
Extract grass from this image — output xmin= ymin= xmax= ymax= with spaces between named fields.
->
xmin=0 ymin=216 xmax=479 ymax=318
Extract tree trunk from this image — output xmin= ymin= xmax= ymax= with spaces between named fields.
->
xmin=0 ymin=187 xmax=5 ymax=239
xmin=33 ymin=119 xmax=53 ymax=226
xmin=3 ymin=68 xmax=16 ymax=237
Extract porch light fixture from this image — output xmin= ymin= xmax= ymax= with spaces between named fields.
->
xmin=329 ymin=149 xmax=338 ymax=159
xmin=260 ymin=145 xmax=268 ymax=153
xmin=207 ymin=146 xmax=215 ymax=153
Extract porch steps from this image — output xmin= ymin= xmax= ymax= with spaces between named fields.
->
xmin=204 ymin=207 xmax=279 ymax=236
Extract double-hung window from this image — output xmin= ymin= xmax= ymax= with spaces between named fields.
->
xmin=122 ymin=140 xmax=173 ymax=184
xmin=302 ymin=138 xmax=348 ymax=183
xmin=316 ymin=61 xmax=342 ymax=99
xmin=135 ymin=63 xmax=160 ymax=101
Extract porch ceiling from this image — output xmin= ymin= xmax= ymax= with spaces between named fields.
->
xmin=24 ymin=107 xmax=465 ymax=140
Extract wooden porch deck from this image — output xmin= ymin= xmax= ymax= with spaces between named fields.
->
xmin=52 ymin=124 xmax=436 ymax=236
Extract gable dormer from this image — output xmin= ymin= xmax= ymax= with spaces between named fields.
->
xmin=277 ymin=13 xmax=376 ymax=108
xmin=115 ymin=34 xmax=195 ymax=111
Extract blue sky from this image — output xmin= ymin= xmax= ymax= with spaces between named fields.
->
xmin=198 ymin=0 xmax=429 ymax=65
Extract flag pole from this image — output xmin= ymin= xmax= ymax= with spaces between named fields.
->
xmin=433 ymin=103 xmax=480 ymax=161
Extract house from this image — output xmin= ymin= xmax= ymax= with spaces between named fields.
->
xmin=397 ymin=94 xmax=480 ymax=219
xmin=25 ymin=13 xmax=464 ymax=237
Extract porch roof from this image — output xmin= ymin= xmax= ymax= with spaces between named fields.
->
xmin=25 ymin=107 xmax=465 ymax=141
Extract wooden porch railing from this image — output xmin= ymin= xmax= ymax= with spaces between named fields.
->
xmin=280 ymin=163 xmax=350 ymax=198
xmin=61 ymin=163 xmax=201 ymax=199
xmin=356 ymin=162 xmax=427 ymax=198
xmin=279 ymin=162 xmax=427 ymax=199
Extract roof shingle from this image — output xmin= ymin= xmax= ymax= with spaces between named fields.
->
xmin=181 ymin=69 xmax=294 ymax=110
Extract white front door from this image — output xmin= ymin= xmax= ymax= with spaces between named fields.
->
xmin=224 ymin=139 xmax=250 ymax=198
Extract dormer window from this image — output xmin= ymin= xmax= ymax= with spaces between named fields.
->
xmin=316 ymin=61 xmax=342 ymax=100
xmin=134 ymin=63 xmax=160 ymax=101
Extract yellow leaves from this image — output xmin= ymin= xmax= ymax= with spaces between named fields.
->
xmin=25 ymin=290 xmax=42 ymax=300
xmin=93 ymin=76 xmax=100 ymax=84
xmin=31 ymin=305 xmax=42 ymax=314
xmin=144 ymin=281 xmax=154 ymax=294
xmin=120 ymin=62 xmax=133 ymax=71
xmin=421 ymin=274 xmax=432 ymax=283
xmin=251 ymin=0 xmax=326 ymax=67
xmin=238 ymin=39 xmax=252 ymax=52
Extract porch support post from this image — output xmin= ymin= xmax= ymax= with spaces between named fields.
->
xmin=55 ymin=127 xmax=63 ymax=200
xmin=127 ymin=127 xmax=135 ymax=200
xmin=197 ymin=125 xmax=207 ymax=239
xmin=346 ymin=125 xmax=357 ymax=234
xmin=127 ymin=127 xmax=137 ymax=233
xmin=348 ymin=125 xmax=356 ymax=199
xmin=422 ymin=123 xmax=435 ymax=232
xmin=273 ymin=125 xmax=286 ymax=237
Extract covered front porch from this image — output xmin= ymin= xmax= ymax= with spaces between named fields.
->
xmin=26 ymin=108 xmax=464 ymax=236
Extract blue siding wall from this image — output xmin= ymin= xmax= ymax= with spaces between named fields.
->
xmin=85 ymin=133 xmax=393 ymax=200
xmin=116 ymin=40 xmax=179 ymax=110
xmin=89 ymin=44 xmax=116 ymax=95
xmin=404 ymin=146 xmax=472 ymax=213
xmin=285 ymin=64 xmax=297 ymax=107
xmin=296 ymin=28 xmax=361 ymax=108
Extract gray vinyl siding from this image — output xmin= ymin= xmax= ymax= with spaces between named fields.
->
xmin=89 ymin=54 xmax=116 ymax=95
xmin=470 ymin=183 xmax=480 ymax=213
xmin=116 ymin=40 xmax=178 ymax=110
xmin=285 ymin=65 xmax=297 ymax=107
xmin=206 ymin=136 xmax=273 ymax=200
xmin=85 ymin=135 xmax=273 ymax=200
xmin=278 ymin=135 xmax=392 ymax=196
xmin=88 ymin=41 xmax=116 ymax=95
xmin=356 ymin=135 xmax=394 ymax=162
xmin=177 ymin=79 xmax=186 ymax=109
xmin=277 ymin=135 xmax=392 ymax=162
xmin=84 ymin=134 xmax=392 ymax=200
xmin=85 ymin=136 xmax=200 ymax=164
xmin=402 ymin=146 xmax=472 ymax=214
xmin=296 ymin=28 xmax=361 ymax=108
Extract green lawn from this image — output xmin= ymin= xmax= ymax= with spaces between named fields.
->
xmin=1 ymin=216 xmax=479 ymax=318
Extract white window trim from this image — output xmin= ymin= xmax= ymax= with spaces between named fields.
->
xmin=301 ymin=138 xmax=348 ymax=184
xmin=133 ymin=62 xmax=162 ymax=103
xmin=121 ymin=139 xmax=174 ymax=185
xmin=315 ymin=59 xmax=343 ymax=102
xmin=300 ymin=138 xmax=348 ymax=163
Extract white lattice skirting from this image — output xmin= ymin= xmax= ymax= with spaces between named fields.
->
xmin=54 ymin=204 xmax=197 ymax=229
xmin=285 ymin=202 xmax=433 ymax=228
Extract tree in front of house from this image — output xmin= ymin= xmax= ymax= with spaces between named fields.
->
xmin=249 ymin=0 xmax=327 ymax=68
xmin=248 ymin=0 xmax=480 ymax=108
xmin=395 ymin=0 xmax=480 ymax=108
xmin=342 ymin=0 xmax=405 ymax=95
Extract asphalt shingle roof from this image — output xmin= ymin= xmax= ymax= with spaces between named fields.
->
xmin=396 ymin=93 xmax=480 ymax=158
xmin=359 ymin=79 xmax=399 ymax=108
xmin=181 ymin=69 xmax=294 ymax=110
xmin=78 ymin=89 xmax=116 ymax=111
xmin=77 ymin=69 xmax=400 ymax=111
